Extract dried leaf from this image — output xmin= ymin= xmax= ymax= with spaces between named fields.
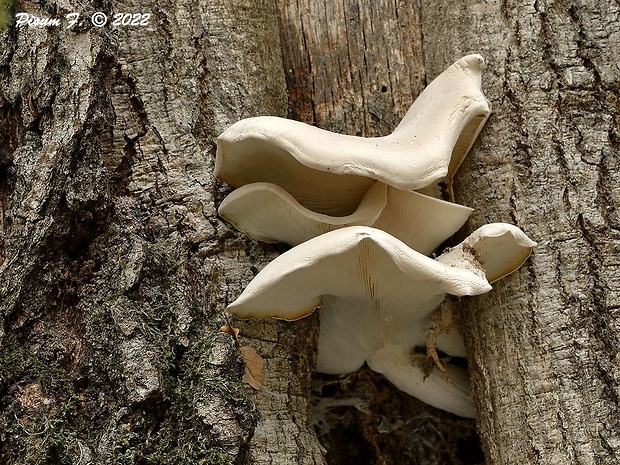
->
xmin=240 ymin=345 xmax=264 ymax=390
xmin=219 ymin=324 xmax=240 ymax=339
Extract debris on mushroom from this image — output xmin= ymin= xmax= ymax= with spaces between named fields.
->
xmin=215 ymin=54 xmax=490 ymax=216
xmin=218 ymin=181 xmax=473 ymax=253
xmin=227 ymin=225 xmax=535 ymax=417
xmin=436 ymin=223 xmax=537 ymax=283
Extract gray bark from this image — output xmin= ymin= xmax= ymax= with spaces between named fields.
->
xmin=1 ymin=0 xmax=322 ymax=463
xmin=421 ymin=0 xmax=620 ymax=463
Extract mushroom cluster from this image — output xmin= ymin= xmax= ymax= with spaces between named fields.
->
xmin=216 ymin=55 xmax=535 ymax=418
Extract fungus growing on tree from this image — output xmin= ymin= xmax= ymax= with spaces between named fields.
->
xmin=227 ymin=225 xmax=535 ymax=417
xmin=217 ymin=53 xmax=535 ymax=418
xmin=215 ymin=54 xmax=490 ymax=217
xmin=218 ymin=181 xmax=473 ymax=252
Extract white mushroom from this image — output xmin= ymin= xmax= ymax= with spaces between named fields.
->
xmin=218 ymin=181 xmax=473 ymax=253
xmin=215 ymin=54 xmax=490 ymax=216
xmin=437 ymin=222 xmax=537 ymax=283
xmin=367 ymin=345 xmax=475 ymax=418
xmin=228 ymin=224 xmax=535 ymax=417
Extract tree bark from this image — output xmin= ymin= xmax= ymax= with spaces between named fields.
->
xmin=420 ymin=0 xmax=620 ymax=463
xmin=0 ymin=0 xmax=323 ymax=463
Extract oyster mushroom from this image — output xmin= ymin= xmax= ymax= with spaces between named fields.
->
xmin=228 ymin=224 xmax=535 ymax=417
xmin=218 ymin=181 xmax=473 ymax=254
xmin=215 ymin=54 xmax=490 ymax=217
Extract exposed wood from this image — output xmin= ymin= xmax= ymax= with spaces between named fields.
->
xmin=275 ymin=1 xmax=483 ymax=464
xmin=276 ymin=0 xmax=425 ymax=136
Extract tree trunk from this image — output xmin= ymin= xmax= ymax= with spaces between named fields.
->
xmin=0 ymin=0 xmax=323 ymax=463
xmin=420 ymin=0 xmax=620 ymax=463
xmin=2 ymin=0 xmax=618 ymax=464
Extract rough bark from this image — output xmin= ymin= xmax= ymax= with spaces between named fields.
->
xmin=0 ymin=0 xmax=323 ymax=463
xmin=420 ymin=0 xmax=620 ymax=463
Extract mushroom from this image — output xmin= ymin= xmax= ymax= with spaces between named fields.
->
xmin=215 ymin=54 xmax=490 ymax=216
xmin=367 ymin=345 xmax=475 ymax=418
xmin=436 ymin=222 xmax=536 ymax=283
xmin=227 ymin=224 xmax=535 ymax=417
xmin=218 ymin=181 xmax=473 ymax=254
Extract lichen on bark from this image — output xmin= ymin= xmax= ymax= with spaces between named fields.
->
xmin=0 ymin=0 xmax=318 ymax=463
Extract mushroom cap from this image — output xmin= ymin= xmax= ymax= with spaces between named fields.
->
xmin=228 ymin=224 xmax=535 ymax=362
xmin=227 ymin=224 xmax=534 ymax=416
xmin=227 ymin=226 xmax=492 ymax=374
xmin=218 ymin=181 xmax=386 ymax=243
xmin=367 ymin=345 xmax=476 ymax=418
xmin=437 ymin=223 xmax=537 ymax=283
xmin=215 ymin=54 xmax=490 ymax=215
xmin=227 ymin=226 xmax=492 ymax=322
xmin=218 ymin=181 xmax=473 ymax=253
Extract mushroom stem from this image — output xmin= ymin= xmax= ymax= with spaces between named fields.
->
xmin=367 ymin=344 xmax=476 ymax=418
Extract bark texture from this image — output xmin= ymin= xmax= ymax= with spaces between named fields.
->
xmin=420 ymin=0 xmax=620 ymax=463
xmin=0 ymin=0 xmax=322 ymax=463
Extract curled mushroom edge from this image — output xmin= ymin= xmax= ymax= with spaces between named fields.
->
xmin=215 ymin=54 xmax=490 ymax=217
xmin=218 ymin=180 xmax=473 ymax=255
